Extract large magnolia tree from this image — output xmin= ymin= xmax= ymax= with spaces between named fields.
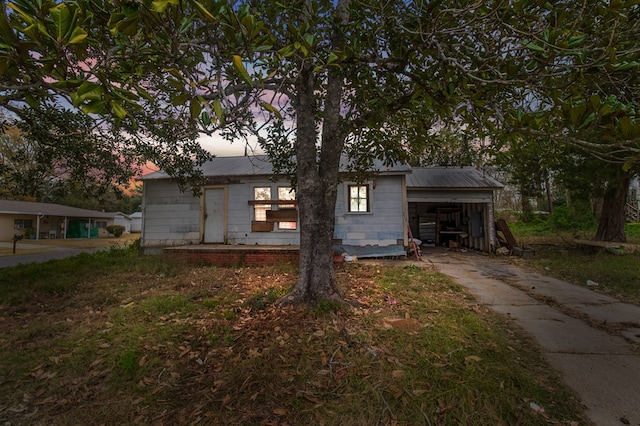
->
xmin=2 ymin=0 xmax=639 ymax=301
xmin=498 ymin=0 xmax=640 ymax=241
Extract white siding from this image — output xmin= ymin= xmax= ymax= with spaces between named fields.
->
xmin=142 ymin=174 xmax=407 ymax=249
xmin=334 ymin=176 xmax=405 ymax=246
xmin=113 ymin=215 xmax=131 ymax=233
xmin=141 ymin=180 xmax=201 ymax=248
xmin=130 ymin=213 xmax=142 ymax=233
xmin=226 ymin=177 xmax=300 ymax=245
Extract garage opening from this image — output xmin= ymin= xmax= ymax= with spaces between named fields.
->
xmin=408 ymin=202 xmax=489 ymax=251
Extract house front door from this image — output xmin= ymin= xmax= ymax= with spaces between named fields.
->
xmin=204 ymin=188 xmax=225 ymax=243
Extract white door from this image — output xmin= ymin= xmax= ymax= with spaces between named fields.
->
xmin=204 ymin=188 xmax=225 ymax=243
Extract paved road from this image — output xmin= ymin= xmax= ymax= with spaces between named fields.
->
xmin=0 ymin=242 xmax=109 ymax=268
xmin=419 ymin=250 xmax=640 ymax=426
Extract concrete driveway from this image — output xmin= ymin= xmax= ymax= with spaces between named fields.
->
xmin=0 ymin=235 xmax=137 ymax=269
xmin=413 ymin=249 xmax=640 ymax=426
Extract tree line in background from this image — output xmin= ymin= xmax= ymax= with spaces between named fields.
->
xmin=0 ymin=119 xmax=142 ymax=213
xmin=1 ymin=0 xmax=639 ymax=304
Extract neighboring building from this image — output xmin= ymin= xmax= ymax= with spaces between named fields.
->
xmin=129 ymin=211 xmax=143 ymax=233
xmin=113 ymin=212 xmax=132 ymax=234
xmin=140 ymin=156 xmax=503 ymax=256
xmin=0 ymin=199 xmax=116 ymax=241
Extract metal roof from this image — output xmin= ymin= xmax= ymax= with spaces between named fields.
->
xmin=0 ymin=199 xmax=116 ymax=219
xmin=406 ymin=167 xmax=503 ymax=189
xmin=142 ymin=155 xmax=411 ymax=180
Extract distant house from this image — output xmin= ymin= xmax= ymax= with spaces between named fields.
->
xmin=129 ymin=212 xmax=143 ymax=233
xmin=140 ymin=156 xmax=503 ymax=257
xmin=113 ymin=212 xmax=132 ymax=234
xmin=0 ymin=199 xmax=116 ymax=241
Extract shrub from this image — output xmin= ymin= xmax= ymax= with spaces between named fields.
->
xmin=106 ymin=225 xmax=126 ymax=237
xmin=547 ymin=204 xmax=596 ymax=231
xmin=23 ymin=227 xmax=36 ymax=239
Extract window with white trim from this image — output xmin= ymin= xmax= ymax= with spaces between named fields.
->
xmin=254 ymin=187 xmax=271 ymax=221
xmin=348 ymin=184 xmax=370 ymax=212
xmin=277 ymin=187 xmax=297 ymax=230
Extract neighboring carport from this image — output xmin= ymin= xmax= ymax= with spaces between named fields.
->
xmin=0 ymin=199 xmax=116 ymax=241
xmin=406 ymin=167 xmax=503 ymax=252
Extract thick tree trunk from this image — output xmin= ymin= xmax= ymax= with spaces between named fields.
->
xmin=594 ymin=169 xmax=632 ymax=242
xmin=277 ymin=63 xmax=345 ymax=306
xmin=277 ymin=0 xmax=350 ymax=306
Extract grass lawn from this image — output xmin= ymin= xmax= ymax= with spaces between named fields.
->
xmin=0 ymin=248 xmax=587 ymax=425
xmin=508 ymin=222 xmax=640 ymax=305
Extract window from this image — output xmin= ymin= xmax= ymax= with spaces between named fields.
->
xmin=278 ymin=187 xmax=297 ymax=230
xmin=14 ymin=219 xmax=33 ymax=229
xmin=348 ymin=184 xmax=370 ymax=212
xmin=254 ymin=187 xmax=271 ymax=221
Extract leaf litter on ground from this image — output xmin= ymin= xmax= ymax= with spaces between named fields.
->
xmin=0 ymin=257 xmax=588 ymax=425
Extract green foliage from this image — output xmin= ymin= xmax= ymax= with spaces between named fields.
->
xmin=129 ymin=237 xmax=142 ymax=253
xmin=626 ymin=223 xmax=640 ymax=241
xmin=547 ymin=204 xmax=597 ymax=232
xmin=142 ymin=295 xmax=194 ymax=316
xmin=505 ymin=203 xmax=597 ymax=235
xmin=3 ymin=0 xmax=640 ymax=300
xmin=117 ymin=349 xmax=141 ymax=377
xmin=106 ymin=224 xmax=126 ymax=237
xmin=47 ymin=181 xmax=142 ymax=214
xmin=1 ymin=108 xmax=145 ymax=200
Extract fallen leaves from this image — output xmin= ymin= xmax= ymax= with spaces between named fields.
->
xmin=464 ymin=355 xmax=482 ymax=365
xmin=28 ymin=365 xmax=57 ymax=381
xmin=391 ymin=369 xmax=405 ymax=379
xmin=0 ymin=263 xmax=589 ymax=426
xmin=381 ymin=317 xmax=422 ymax=332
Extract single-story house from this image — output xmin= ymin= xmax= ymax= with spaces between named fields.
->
xmin=0 ymin=199 xmax=116 ymax=241
xmin=129 ymin=212 xmax=143 ymax=233
xmin=140 ymin=156 xmax=503 ymax=258
xmin=113 ymin=212 xmax=132 ymax=234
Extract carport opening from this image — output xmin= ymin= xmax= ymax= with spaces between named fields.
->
xmin=409 ymin=202 xmax=486 ymax=250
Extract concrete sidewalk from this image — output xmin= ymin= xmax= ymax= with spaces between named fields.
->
xmin=421 ymin=250 xmax=640 ymax=426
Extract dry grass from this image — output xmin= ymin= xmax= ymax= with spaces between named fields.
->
xmin=0 ymin=251 xmax=588 ymax=425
